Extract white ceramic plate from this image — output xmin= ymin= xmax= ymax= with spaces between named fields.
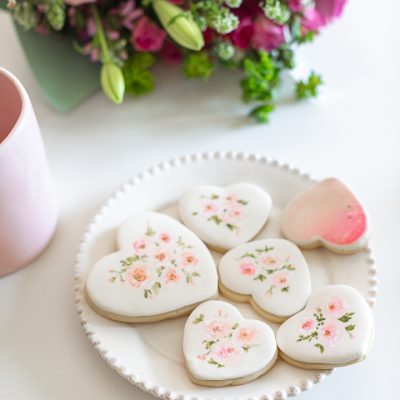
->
xmin=74 ymin=152 xmax=377 ymax=400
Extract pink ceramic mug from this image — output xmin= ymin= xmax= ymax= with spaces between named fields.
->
xmin=0 ymin=67 xmax=58 ymax=277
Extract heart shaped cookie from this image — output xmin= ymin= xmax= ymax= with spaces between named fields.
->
xmin=179 ymin=183 xmax=272 ymax=252
xmin=276 ymin=285 xmax=374 ymax=369
xmin=183 ymin=300 xmax=277 ymax=386
xmin=85 ymin=212 xmax=218 ymax=322
xmin=219 ymin=239 xmax=312 ymax=323
xmin=281 ymin=178 xmax=369 ymax=254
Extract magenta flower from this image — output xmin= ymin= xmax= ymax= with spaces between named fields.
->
xmin=251 ymin=15 xmax=285 ymax=51
xmin=301 ymin=7 xmax=326 ymax=31
xmin=131 ymin=16 xmax=166 ymax=52
xmin=288 ymin=0 xmax=303 ymax=13
xmin=315 ymin=0 xmax=348 ymax=22
xmin=64 ymin=0 xmax=96 ymax=5
xmin=230 ymin=17 xmax=254 ymax=49
xmin=160 ymin=41 xmax=182 ymax=64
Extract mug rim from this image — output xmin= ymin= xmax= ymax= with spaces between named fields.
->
xmin=0 ymin=67 xmax=28 ymax=151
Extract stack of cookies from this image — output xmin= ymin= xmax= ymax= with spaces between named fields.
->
xmin=85 ymin=179 xmax=374 ymax=387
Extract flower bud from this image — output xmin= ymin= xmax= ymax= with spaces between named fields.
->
xmin=100 ymin=63 xmax=125 ymax=104
xmin=152 ymin=0 xmax=204 ymax=51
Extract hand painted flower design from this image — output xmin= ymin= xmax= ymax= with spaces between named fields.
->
xmin=192 ymin=310 xmax=260 ymax=368
xmin=108 ymin=225 xmax=201 ymax=298
xmin=192 ymin=192 xmax=249 ymax=232
xmin=297 ymin=300 xmax=356 ymax=353
xmin=237 ymin=245 xmax=296 ymax=295
xmin=239 ymin=262 xmax=256 ymax=277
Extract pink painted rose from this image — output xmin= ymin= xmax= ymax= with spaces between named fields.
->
xmin=217 ymin=309 xmax=228 ymax=319
xmin=230 ymin=17 xmax=254 ymax=49
xmin=272 ymin=271 xmax=290 ymax=287
xmin=181 ymin=252 xmax=198 ymax=267
xmin=202 ymin=201 xmax=218 ymax=214
xmin=320 ymin=323 xmax=343 ymax=347
xmin=251 ymin=15 xmax=285 ymax=52
xmin=133 ymin=237 xmax=151 ymax=253
xmin=64 ymin=0 xmax=96 ymax=6
xmin=326 ymin=297 xmax=348 ymax=315
xmin=236 ymin=327 xmax=258 ymax=345
xmin=164 ymin=267 xmax=179 ymax=283
xmin=128 ymin=266 xmax=149 ymax=287
xmin=131 ymin=16 xmax=166 ymax=52
xmin=206 ymin=320 xmax=232 ymax=339
xmin=159 ymin=232 xmax=171 ymax=244
xmin=227 ymin=207 xmax=245 ymax=220
xmin=225 ymin=193 xmax=238 ymax=203
xmin=214 ymin=343 xmax=239 ymax=359
xmin=300 ymin=319 xmax=315 ymax=332
xmin=260 ymin=255 xmax=277 ymax=267
xmin=154 ymin=250 xmax=170 ymax=263
xmin=239 ymin=262 xmax=256 ymax=277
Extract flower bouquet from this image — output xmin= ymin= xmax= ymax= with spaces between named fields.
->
xmin=6 ymin=0 xmax=347 ymax=122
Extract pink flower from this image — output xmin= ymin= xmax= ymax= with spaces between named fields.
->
xmin=230 ymin=17 xmax=254 ymax=49
xmin=301 ymin=8 xmax=326 ymax=31
xmin=160 ymin=41 xmax=182 ymax=64
xmin=300 ymin=319 xmax=315 ymax=332
xmin=154 ymin=250 xmax=170 ymax=263
xmin=320 ymin=323 xmax=342 ymax=347
xmin=217 ymin=309 xmax=228 ymax=318
xmin=272 ymin=271 xmax=290 ymax=287
xmin=128 ymin=266 xmax=149 ymax=287
xmin=181 ymin=252 xmax=198 ymax=267
xmin=315 ymin=0 xmax=348 ymax=22
xmin=251 ymin=15 xmax=285 ymax=51
xmin=288 ymin=0 xmax=303 ymax=12
xmin=236 ymin=327 xmax=257 ymax=345
xmin=227 ymin=207 xmax=245 ymax=220
xmin=202 ymin=201 xmax=218 ymax=214
xmin=164 ymin=268 xmax=179 ymax=283
xmin=214 ymin=343 xmax=239 ymax=359
xmin=131 ymin=16 xmax=166 ymax=52
xmin=260 ymin=255 xmax=277 ymax=267
xmin=133 ymin=238 xmax=151 ymax=253
xmin=225 ymin=193 xmax=238 ymax=203
xmin=326 ymin=298 xmax=348 ymax=315
xmin=110 ymin=0 xmax=144 ymax=30
xmin=159 ymin=232 xmax=171 ymax=244
xmin=206 ymin=320 xmax=232 ymax=338
xmin=64 ymin=0 xmax=96 ymax=6
xmin=239 ymin=262 xmax=256 ymax=277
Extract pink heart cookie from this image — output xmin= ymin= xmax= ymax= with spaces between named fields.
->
xmin=281 ymin=178 xmax=369 ymax=254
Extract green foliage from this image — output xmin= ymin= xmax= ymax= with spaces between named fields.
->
xmin=261 ymin=0 xmax=290 ymax=24
xmin=184 ymin=51 xmax=214 ymax=79
xmin=296 ymin=71 xmax=323 ymax=99
xmin=44 ymin=0 xmax=65 ymax=31
xmin=13 ymin=1 xmax=38 ymax=31
xmin=122 ymin=53 xmax=155 ymax=96
xmin=250 ymin=103 xmax=275 ymax=123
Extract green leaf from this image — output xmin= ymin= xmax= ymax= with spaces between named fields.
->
xmin=345 ymin=324 xmax=355 ymax=332
xmin=242 ymin=346 xmax=249 ymax=352
xmin=250 ymin=103 xmax=275 ymax=123
xmin=254 ymin=274 xmax=267 ymax=282
xmin=295 ymin=71 xmax=323 ymax=100
xmin=226 ymin=223 xmax=236 ymax=231
xmin=239 ymin=252 xmax=256 ymax=259
xmin=208 ymin=215 xmax=223 ymax=225
xmin=145 ymin=225 xmax=156 ymax=237
xmin=207 ymin=358 xmax=225 ymax=368
xmin=314 ymin=343 xmax=325 ymax=354
xmin=237 ymin=199 xmax=248 ymax=205
xmin=255 ymin=246 xmax=274 ymax=253
xmin=193 ymin=314 xmax=204 ymax=324
xmin=338 ymin=312 xmax=355 ymax=323
xmin=281 ymin=286 xmax=289 ymax=293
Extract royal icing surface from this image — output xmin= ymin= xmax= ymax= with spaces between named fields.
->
xmin=183 ymin=300 xmax=277 ymax=381
xmin=219 ymin=239 xmax=312 ymax=318
xmin=276 ymin=285 xmax=373 ymax=365
xmin=86 ymin=212 xmax=218 ymax=318
xmin=179 ymin=183 xmax=272 ymax=251
xmin=281 ymin=178 xmax=369 ymax=252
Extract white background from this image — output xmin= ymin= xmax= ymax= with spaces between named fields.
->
xmin=0 ymin=0 xmax=399 ymax=398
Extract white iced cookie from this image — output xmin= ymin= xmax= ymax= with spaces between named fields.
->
xmin=281 ymin=178 xmax=369 ymax=254
xmin=277 ymin=285 xmax=374 ymax=369
xmin=179 ymin=183 xmax=272 ymax=252
xmin=86 ymin=212 xmax=218 ymax=323
xmin=219 ymin=239 xmax=312 ymax=323
xmin=183 ymin=300 xmax=277 ymax=387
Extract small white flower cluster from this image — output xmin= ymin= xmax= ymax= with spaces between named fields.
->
xmin=209 ymin=7 xmax=239 ymax=34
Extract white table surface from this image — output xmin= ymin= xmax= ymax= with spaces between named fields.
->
xmin=0 ymin=1 xmax=399 ymax=398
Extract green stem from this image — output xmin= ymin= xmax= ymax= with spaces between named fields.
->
xmin=91 ymin=5 xmax=110 ymax=63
